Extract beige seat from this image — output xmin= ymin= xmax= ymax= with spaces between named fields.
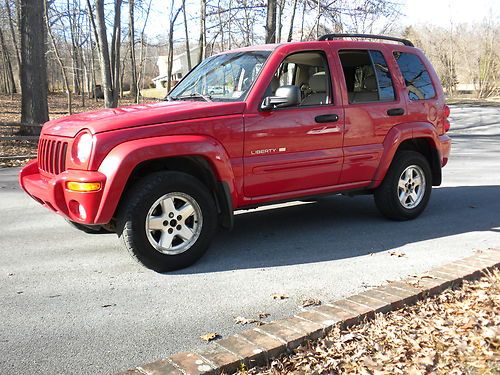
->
xmin=351 ymin=76 xmax=379 ymax=103
xmin=301 ymin=72 xmax=328 ymax=105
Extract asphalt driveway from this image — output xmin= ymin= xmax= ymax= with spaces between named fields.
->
xmin=1 ymin=104 xmax=499 ymax=374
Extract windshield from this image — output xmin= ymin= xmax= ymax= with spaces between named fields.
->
xmin=168 ymin=51 xmax=271 ymax=102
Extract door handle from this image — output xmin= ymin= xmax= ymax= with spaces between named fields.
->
xmin=387 ymin=108 xmax=405 ymax=116
xmin=315 ymin=114 xmax=339 ymax=123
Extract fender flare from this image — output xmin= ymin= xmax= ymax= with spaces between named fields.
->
xmin=371 ymin=122 xmax=442 ymax=188
xmin=93 ymin=135 xmax=237 ymax=224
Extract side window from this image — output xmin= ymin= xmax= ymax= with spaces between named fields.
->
xmin=339 ymin=49 xmax=395 ymax=104
xmin=265 ymin=51 xmax=332 ymax=106
xmin=393 ymin=52 xmax=436 ymax=100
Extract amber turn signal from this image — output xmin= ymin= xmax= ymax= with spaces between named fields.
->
xmin=66 ymin=181 xmax=101 ymax=192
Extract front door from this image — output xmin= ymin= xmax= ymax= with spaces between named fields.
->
xmin=243 ymin=48 xmax=344 ymax=198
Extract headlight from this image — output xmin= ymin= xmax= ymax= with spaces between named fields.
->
xmin=72 ymin=130 xmax=93 ymax=165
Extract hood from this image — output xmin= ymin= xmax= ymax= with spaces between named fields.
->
xmin=42 ymin=100 xmax=246 ymax=137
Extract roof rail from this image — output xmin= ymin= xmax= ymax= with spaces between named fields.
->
xmin=318 ymin=33 xmax=414 ymax=47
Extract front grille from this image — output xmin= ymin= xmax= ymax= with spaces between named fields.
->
xmin=38 ymin=138 xmax=68 ymax=175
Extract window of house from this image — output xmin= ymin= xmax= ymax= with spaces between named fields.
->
xmin=265 ymin=51 xmax=332 ymax=106
xmin=339 ymin=49 xmax=396 ymax=104
xmin=393 ymin=52 xmax=436 ymax=100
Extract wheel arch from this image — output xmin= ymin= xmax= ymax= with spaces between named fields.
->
xmin=372 ymin=122 xmax=442 ymax=188
xmin=94 ymin=135 xmax=236 ymax=228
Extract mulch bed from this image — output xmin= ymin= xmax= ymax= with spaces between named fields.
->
xmin=241 ymin=270 xmax=500 ymax=374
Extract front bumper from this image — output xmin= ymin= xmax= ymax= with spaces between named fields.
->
xmin=19 ymin=160 xmax=107 ymax=224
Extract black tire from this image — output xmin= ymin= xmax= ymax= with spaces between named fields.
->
xmin=66 ymin=220 xmax=111 ymax=234
xmin=374 ymin=151 xmax=432 ymax=221
xmin=117 ymin=171 xmax=218 ymax=272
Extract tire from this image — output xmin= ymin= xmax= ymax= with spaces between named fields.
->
xmin=66 ymin=220 xmax=111 ymax=234
xmin=374 ymin=151 xmax=432 ymax=221
xmin=117 ymin=171 xmax=218 ymax=272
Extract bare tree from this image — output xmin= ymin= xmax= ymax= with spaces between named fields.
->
xmin=182 ymin=0 xmax=192 ymax=70
xmin=265 ymin=0 xmax=277 ymax=43
xmin=167 ymin=0 xmax=182 ymax=91
xmin=287 ymin=0 xmax=298 ymax=42
xmin=94 ymin=0 xmax=115 ymax=107
xmin=19 ymin=0 xmax=48 ymax=134
xmin=44 ymin=0 xmax=72 ymax=114
xmin=198 ymin=0 xmax=206 ymax=62
xmin=128 ymin=0 xmax=138 ymax=99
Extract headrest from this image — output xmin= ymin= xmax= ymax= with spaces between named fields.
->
xmin=309 ymin=72 xmax=327 ymax=93
xmin=364 ymin=75 xmax=378 ymax=91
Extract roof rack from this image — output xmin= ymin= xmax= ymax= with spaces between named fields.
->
xmin=318 ymin=33 xmax=414 ymax=47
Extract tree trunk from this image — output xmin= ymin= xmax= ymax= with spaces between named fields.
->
xmin=167 ymin=2 xmax=182 ymax=92
xmin=265 ymin=0 xmax=277 ymax=43
xmin=198 ymin=0 xmax=206 ymax=63
xmin=44 ymin=0 xmax=72 ymax=114
xmin=5 ymin=0 xmax=21 ymax=87
xmin=94 ymin=0 xmax=114 ymax=108
xmin=287 ymin=0 xmax=298 ymax=42
xmin=182 ymin=0 xmax=192 ymax=70
xmin=0 ymin=28 xmax=16 ymax=94
xmin=110 ymin=0 xmax=122 ymax=106
xmin=20 ymin=0 xmax=49 ymax=135
xmin=128 ymin=0 xmax=138 ymax=99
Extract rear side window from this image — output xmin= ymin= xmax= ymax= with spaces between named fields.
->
xmin=339 ymin=49 xmax=395 ymax=104
xmin=393 ymin=52 xmax=436 ymax=100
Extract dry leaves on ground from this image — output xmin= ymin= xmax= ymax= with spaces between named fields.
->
xmin=272 ymin=294 xmax=289 ymax=300
xmin=241 ymin=269 xmax=500 ymax=374
xmin=200 ymin=332 xmax=220 ymax=342
xmin=301 ymin=298 xmax=322 ymax=308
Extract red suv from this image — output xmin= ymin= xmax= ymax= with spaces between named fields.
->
xmin=19 ymin=34 xmax=451 ymax=272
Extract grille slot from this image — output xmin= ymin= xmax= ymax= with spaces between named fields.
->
xmin=38 ymin=138 xmax=69 ymax=175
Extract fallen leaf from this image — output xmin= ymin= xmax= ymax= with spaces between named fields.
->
xmin=234 ymin=316 xmax=258 ymax=325
xmin=200 ymin=332 xmax=220 ymax=342
xmin=301 ymin=298 xmax=321 ymax=307
xmin=272 ymin=293 xmax=289 ymax=300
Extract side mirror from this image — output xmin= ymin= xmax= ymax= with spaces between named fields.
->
xmin=261 ymin=85 xmax=301 ymax=110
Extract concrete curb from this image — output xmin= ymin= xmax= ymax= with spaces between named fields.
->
xmin=118 ymin=249 xmax=500 ymax=375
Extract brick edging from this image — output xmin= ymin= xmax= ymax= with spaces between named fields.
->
xmin=119 ymin=248 xmax=500 ymax=375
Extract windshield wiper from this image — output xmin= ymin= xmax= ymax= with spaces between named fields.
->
xmin=166 ymin=92 xmax=212 ymax=102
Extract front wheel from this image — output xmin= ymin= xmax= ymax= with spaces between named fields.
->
xmin=374 ymin=151 xmax=432 ymax=221
xmin=117 ymin=171 xmax=218 ymax=272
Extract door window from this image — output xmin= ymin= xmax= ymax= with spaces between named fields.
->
xmin=339 ymin=49 xmax=396 ymax=103
xmin=265 ymin=51 xmax=332 ymax=106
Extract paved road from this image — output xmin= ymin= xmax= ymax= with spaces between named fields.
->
xmin=1 ymin=105 xmax=499 ymax=375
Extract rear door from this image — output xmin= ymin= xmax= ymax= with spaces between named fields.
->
xmin=243 ymin=46 xmax=345 ymax=198
xmin=334 ymin=46 xmax=406 ymax=184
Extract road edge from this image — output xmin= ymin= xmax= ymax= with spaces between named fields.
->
xmin=118 ymin=248 xmax=500 ymax=375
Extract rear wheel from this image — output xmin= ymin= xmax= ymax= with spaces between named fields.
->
xmin=374 ymin=151 xmax=432 ymax=221
xmin=117 ymin=171 xmax=217 ymax=272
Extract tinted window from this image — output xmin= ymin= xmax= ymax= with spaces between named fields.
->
xmin=339 ymin=49 xmax=395 ymax=103
xmin=393 ymin=52 xmax=436 ymax=100
xmin=370 ymin=50 xmax=395 ymax=101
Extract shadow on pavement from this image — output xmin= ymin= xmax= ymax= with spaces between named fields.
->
xmin=176 ymin=185 xmax=500 ymax=274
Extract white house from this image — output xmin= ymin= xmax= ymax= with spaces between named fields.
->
xmin=152 ymin=46 xmax=201 ymax=89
